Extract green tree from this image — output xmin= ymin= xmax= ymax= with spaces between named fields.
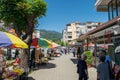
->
xmin=60 ymin=41 xmax=64 ymax=46
xmin=65 ymin=41 xmax=68 ymax=46
xmin=52 ymin=38 xmax=58 ymax=42
xmin=56 ymin=41 xmax=61 ymax=45
xmin=0 ymin=0 xmax=47 ymax=71
xmin=0 ymin=0 xmax=47 ymax=36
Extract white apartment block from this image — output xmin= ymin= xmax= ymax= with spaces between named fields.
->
xmin=62 ymin=22 xmax=101 ymax=45
xmin=33 ymin=30 xmax=41 ymax=39
xmin=86 ymin=22 xmax=100 ymax=32
xmin=62 ymin=29 xmax=67 ymax=43
xmin=0 ymin=21 xmax=4 ymax=28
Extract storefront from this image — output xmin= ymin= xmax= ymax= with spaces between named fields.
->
xmin=78 ymin=16 xmax=120 ymax=79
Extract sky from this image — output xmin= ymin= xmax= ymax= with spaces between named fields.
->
xmin=36 ymin=0 xmax=108 ymax=33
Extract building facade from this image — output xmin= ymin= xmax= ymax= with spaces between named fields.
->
xmin=95 ymin=0 xmax=120 ymax=20
xmin=93 ymin=0 xmax=120 ymax=44
xmin=62 ymin=29 xmax=67 ymax=43
xmin=0 ymin=21 xmax=4 ymax=29
xmin=77 ymin=0 xmax=120 ymax=45
xmin=62 ymin=22 xmax=101 ymax=45
xmin=32 ymin=30 xmax=41 ymax=39
xmin=76 ymin=0 xmax=120 ymax=67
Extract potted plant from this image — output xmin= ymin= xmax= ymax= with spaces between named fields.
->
xmin=84 ymin=50 xmax=93 ymax=67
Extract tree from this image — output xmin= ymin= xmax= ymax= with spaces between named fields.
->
xmin=52 ymin=38 xmax=58 ymax=42
xmin=0 ymin=0 xmax=47 ymax=36
xmin=65 ymin=41 xmax=68 ymax=46
xmin=0 ymin=0 xmax=47 ymax=71
xmin=61 ymin=41 xmax=65 ymax=46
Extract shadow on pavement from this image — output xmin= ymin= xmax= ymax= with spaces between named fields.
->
xmin=40 ymin=63 xmax=56 ymax=69
xmin=70 ymin=58 xmax=78 ymax=64
xmin=33 ymin=62 xmax=56 ymax=71
xmin=27 ymin=77 xmax=35 ymax=80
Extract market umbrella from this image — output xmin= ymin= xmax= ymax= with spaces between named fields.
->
xmin=31 ymin=38 xmax=52 ymax=48
xmin=51 ymin=42 xmax=60 ymax=48
xmin=84 ymin=42 xmax=94 ymax=47
xmin=0 ymin=31 xmax=28 ymax=48
xmin=100 ymin=44 xmax=108 ymax=49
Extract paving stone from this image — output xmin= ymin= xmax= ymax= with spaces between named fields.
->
xmin=28 ymin=54 xmax=97 ymax=80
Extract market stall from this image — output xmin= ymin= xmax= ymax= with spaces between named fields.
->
xmin=0 ymin=31 xmax=28 ymax=80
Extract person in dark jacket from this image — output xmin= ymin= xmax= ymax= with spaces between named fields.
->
xmin=77 ymin=54 xmax=88 ymax=80
xmin=97 ymin=56 xmax=110 ymax=80
xmin=29 ymin=48 xmax=35 ymax=69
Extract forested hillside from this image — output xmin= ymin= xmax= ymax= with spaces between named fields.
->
xmin=40 ymin=29 xmax=62 ymax=41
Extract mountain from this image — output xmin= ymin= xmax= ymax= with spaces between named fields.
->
xmin=40 ymin=29 xmax=62 ymax=41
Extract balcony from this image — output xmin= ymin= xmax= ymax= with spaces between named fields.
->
xmin=95 ymin=0 xmax=111 ymax=12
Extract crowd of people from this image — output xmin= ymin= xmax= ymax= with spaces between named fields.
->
xmin=76 ymin=46 xmax=120 ymax=80
xmin=1 ymin=45 xmax=120 ymax=80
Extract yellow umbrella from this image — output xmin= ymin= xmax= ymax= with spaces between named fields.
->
xmin=0 ymin=31 xmax=28 ymax=48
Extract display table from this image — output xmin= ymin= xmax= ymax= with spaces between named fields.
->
xmin=0 ymin=66 xmax=25 ymax=80
xmin=5 ymin=72 xmax=27 ymax=80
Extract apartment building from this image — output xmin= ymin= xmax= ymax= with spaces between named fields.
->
xmin=32 ymin=30 xmax=41 ymax=39
xmin=0 ymin=21 xmax=4 ymax=29
xmin=62 ymin=22 xmax=100 ymax=45
xmin=62 ymin=22 xmax=84 ymax=45
xmin=62 ymin=29 xmax=67 ymax=43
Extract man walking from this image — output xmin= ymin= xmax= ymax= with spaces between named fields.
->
xmin=77 ymin=54 xmax=88 ymax=80
xmin=72 ymin=47 xmax=76 ymax=57
xmin=97 ymin=56 xmax=110 ymax=80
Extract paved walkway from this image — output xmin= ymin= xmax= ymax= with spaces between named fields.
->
xmin=28 ymin=54 xmax=97 ymax=80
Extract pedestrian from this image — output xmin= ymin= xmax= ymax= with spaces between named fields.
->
xmin=99 ymin=49 xmax=115 ymax=80
xmin=77 ymin=54 xmax=88 ymax=80
xmin=73 ymin=47 xmax=76 ymax=57
xmin=14 ymin=49 xmax=19 ymax=59
xmin=97 ymin=56 xmax=110 ymax=80
xmin=7 ymin=48 xmax=11 ymax=60
xmin=64 ymin=48 xmax=67 ymax=55
xmin=29 ymin=48 xmax=35 ymax=69
xmin=68 ymin=47 xmax=70 ymax=54
xmin=77 ymin=46 xmax=84 ymax=59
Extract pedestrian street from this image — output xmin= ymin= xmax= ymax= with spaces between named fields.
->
xmin=28 ymin=53 xmax=97 ymax=80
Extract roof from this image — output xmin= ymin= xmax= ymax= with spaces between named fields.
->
xmin=78 ymin=16 xmax=120 ymax=41
xmin=87 ymin=16 xmax=120 ymax=35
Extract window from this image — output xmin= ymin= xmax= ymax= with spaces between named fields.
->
xmin=76 ymin=31 xmax=79 ymax=34
xmin=87 ymin=26 xmax=92 ymax=29
xmin=68 ymin=36 xmax=72 ymax=38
